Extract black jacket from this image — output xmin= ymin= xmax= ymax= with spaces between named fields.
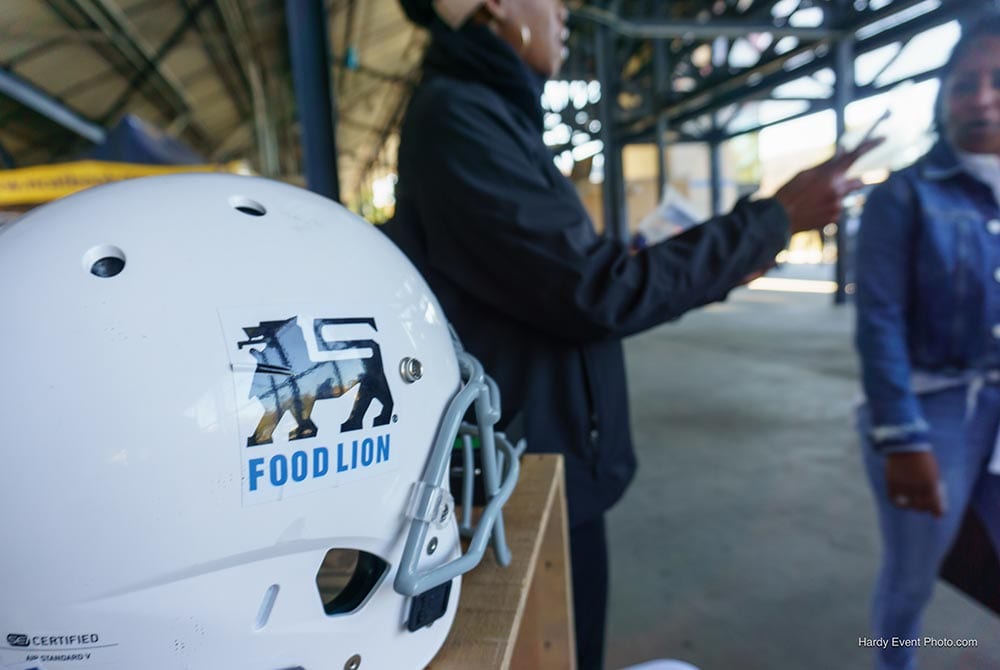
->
xmin=383 ymin=20 xmax=790 ymax=527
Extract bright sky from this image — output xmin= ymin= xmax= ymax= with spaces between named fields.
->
xmin=759 ymin=20 xmax=960 ymax=174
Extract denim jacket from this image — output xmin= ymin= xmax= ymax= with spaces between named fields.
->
xmin=855 ymin=139 xmax=1000 ymax=452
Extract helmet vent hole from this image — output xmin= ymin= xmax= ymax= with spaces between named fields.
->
xmin=254 ymin=584 xmax=280 ymax=630
xmin=83 ymin=245 xmax=126 ymax=278
xmin=230 ymin=196 xmax=266 ymax=217
xmin=316 ymin=549 xmax=388 ymax=616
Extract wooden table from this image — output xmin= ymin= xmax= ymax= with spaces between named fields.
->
xmin=428 ymin=454 xmax=576 ymax=670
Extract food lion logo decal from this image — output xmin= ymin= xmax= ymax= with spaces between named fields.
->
xmin=238 ymin=317 xmax=394 ymax=444
xmin=221 ymin=311 xmax=398 ymax=505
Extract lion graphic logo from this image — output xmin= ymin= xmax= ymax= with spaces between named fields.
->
xmin=238 ymin=317 xmax=394 ymax=447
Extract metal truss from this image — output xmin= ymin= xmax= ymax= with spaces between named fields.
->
xmin=563 ymin=0 xmax=977 ymax=147
xmin=558 ymin=0 xmax=981 ymax=243
xmin=0 ymin=63 xmax=106 ymax=144
xmin=42 ymin=0 xmax=212 ymax=151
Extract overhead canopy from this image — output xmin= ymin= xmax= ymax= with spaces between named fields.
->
xmin=0 ymin=0 xmax=974 ymax=202
xmin=0 ymin=0 xmax=423 ymax=197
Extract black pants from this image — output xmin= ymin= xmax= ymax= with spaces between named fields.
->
xmin=571 ymin=515 xmax=608 ymax=670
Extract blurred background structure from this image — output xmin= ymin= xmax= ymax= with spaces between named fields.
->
xmin=2 ymin=1 xmax=997 ymax=666
xmin=0 ymin=2 xmax=980 ymax=235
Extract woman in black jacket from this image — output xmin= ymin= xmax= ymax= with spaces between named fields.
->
xmin=385 ymin=1 xmax=875 ymax=667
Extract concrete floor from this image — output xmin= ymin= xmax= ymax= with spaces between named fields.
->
xmin=604 ymin=273 xmax=1000 ymax=670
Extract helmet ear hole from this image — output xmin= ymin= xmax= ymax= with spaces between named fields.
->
xmin=83 ymin=245 xmax=126 ymax=277
xmin=316 ymin=549 xmax=388 ymax=615
xmin=229 ymin=196 xmax=267 ymax=217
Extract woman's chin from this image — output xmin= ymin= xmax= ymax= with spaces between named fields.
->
xmin=953 ymin=127 xmax=1000 ymax=154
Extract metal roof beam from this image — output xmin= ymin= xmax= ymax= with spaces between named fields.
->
xmin=99 ymin=0 xmax=209 ymax=124
xmin=571 ymin=6 xmax=838 ymax=40
xmin=617 ymin=39 xmax=822 ymax=141
xmin=45 ymin=0 xmax=210 ymax=147
xmin=718 ymin=100 xmax=828 ymax=142
xmin=182 ymin=0 xmax=252 ymax=119
xmin=608 ymin=0 xmax=826 ymax=128
xmin=618 ymin=0 xmax=973 ymax=144
xmin=0 ymin=65 xmax=105 ymax=144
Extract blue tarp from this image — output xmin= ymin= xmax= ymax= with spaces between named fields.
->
xmin=84 ymin=115 xmax=203 ymax=165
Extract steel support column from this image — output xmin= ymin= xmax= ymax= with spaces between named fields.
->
xmin=655 ymin=115 xmax=669 ymax=203
xmin=833 ymin=35 xmax=854 ymax=305
xmin=287 ymin=0 xmax=340 ymax=202
xmin=596 ymin=18 xmax=626 ymax=242
xmin=653 ymin=35 xmax=670 ymax=201
xmin=709 ymin=125 xmax=723 ymax=218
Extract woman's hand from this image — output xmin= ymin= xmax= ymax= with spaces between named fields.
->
xmin=773 ymin=139 xmax=883 ymax=235
xmin=885 ymin=451 xmax=945 ymax=517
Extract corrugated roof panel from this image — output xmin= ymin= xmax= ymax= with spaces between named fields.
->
xmin=181 ymin=67 xmax=231 ymax=106
xmin=190 ymin=95 xmax=239 ymax=138
xmin=209 ymin=120 xmax=251 ymax=161
xmin=159 ymin=36 xmax=217 ymax=84
xmin=62 ymin=74 xmax=130 ymax=118
xmin=124 ymin=1 xmax=188 ymax=37
xmin=0 ymin=1 xmax=64 ymax=33
xmin=116 ymin=0 xmax=166 ymax=12
xmin=125 ymin=99 xmax=171 ymax=131
xmin=0 ymin=36 xmax=41 ymax=64
xmin=14 ymin=43 xmax=116 ymax=115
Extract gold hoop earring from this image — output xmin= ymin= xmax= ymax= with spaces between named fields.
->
xmin=519 ymin=24 xmax=532 ymax=53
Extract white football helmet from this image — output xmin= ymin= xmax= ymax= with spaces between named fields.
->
xmin=0 ymin=174 xmax=521 ymax=670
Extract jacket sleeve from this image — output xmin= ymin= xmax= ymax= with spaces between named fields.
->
xmin=408 ymin=87 xmax=789 ymax=342
xmin=854 ymin=176 xmax=930 ymax=453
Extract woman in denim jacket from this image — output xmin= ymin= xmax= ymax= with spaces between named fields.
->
xmin=855 ymin=16 xmax=1000 ymax=670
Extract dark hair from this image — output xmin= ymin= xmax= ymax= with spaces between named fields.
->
xmin=398 ymin=0 xmax=436 ymax=27
xmin=935 ymin=12 xmax=1000 ymax=128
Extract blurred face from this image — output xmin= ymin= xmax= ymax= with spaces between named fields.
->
xmin=943 ymin=36 xmax=1000 ymax=155
xmin=485 ymin=0 xmax=569 ymax=78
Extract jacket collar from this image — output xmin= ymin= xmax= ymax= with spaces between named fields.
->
xmin=920 ymin=138 xmax=966 ymax=181
xmin=422 ymin=18 xmax=546 ymax=130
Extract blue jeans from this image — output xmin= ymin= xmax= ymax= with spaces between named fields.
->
xmin=858 ymin=385 xmax=1000 ymax=670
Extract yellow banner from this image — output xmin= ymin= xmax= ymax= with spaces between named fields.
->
xmin=0 ymin=160 xmax=250 ymax=206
